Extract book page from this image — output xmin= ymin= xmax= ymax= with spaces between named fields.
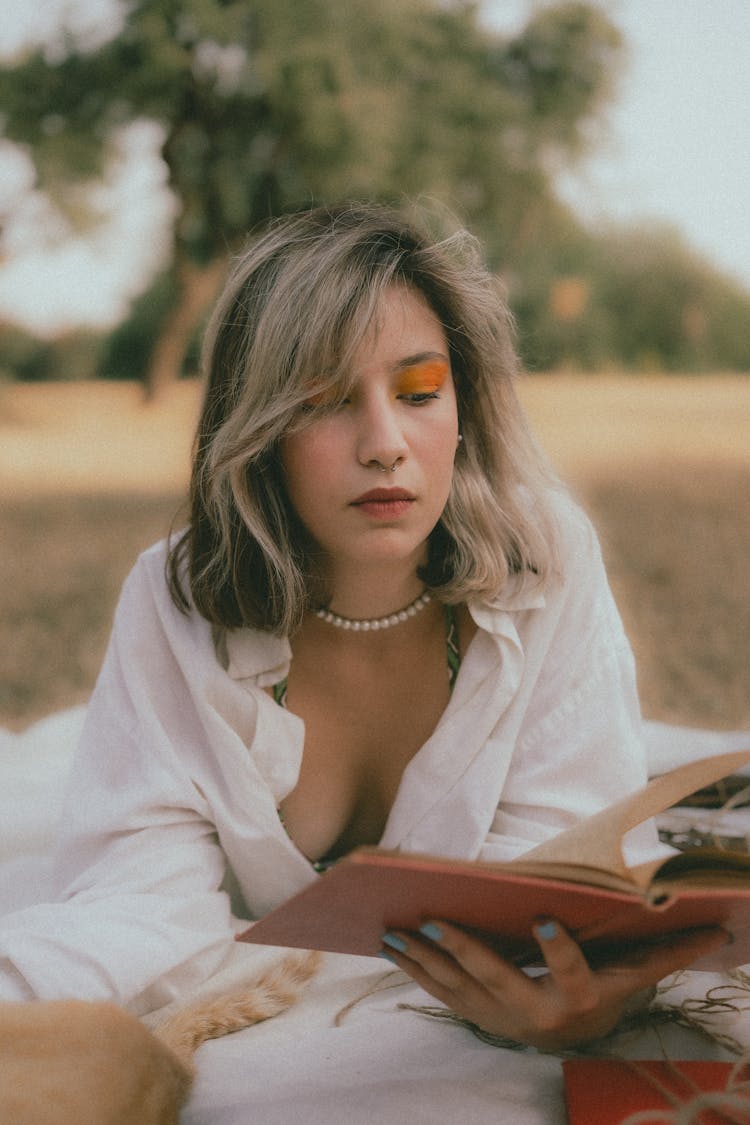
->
xmin=516 ymin=749 xmax=750 ymax=887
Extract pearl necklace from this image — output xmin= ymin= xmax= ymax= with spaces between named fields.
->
xmin=314 ymin=590 xmax=432 ymax=631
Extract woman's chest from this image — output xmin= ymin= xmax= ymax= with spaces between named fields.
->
xmin=277 ymin=656 xmax=453 ymax=865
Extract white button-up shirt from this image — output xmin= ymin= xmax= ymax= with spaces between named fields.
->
xmin=0 ymin=494 xmax=652 ymax=1012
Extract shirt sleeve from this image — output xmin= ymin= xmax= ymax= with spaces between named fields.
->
xmin=480 ymin=498 xmax=658 ymax=865
xmin=0 ymin=554 xmax=239 ymax=1014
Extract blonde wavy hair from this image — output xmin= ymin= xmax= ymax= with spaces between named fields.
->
xmin=168 ymin=202 xmax=563 ymax=634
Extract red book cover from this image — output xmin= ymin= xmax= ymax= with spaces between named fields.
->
xmin=238 ymin=845 xmax=750 ymax=970
xmin=562 ymin=1059 xmax=748 ymax=1125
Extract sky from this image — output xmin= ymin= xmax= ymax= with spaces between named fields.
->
xmin=0 ymin=0 xmax=749 ymax=336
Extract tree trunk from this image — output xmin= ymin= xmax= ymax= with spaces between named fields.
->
xmin=144 ymin=257 xmax=226 ymax=399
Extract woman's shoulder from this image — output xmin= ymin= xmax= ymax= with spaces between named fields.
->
xmin=473 ymin=488 xmax=602 ymax=620
xmin=118 ymin=538 xmax=289 ymax=683
xmin=113 ymin=535 xmax=208 ymax=649
xmin=118 ymin=536 xmax=177 ymax=607
xmin=544 ymin=486 xmax=599 ymax=554
xmin=518 ymin=482 xmax=602 ymax=578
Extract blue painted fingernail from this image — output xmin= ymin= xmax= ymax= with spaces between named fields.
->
xmin=382 ymin=932 xmax=408 ymax=953
xmin=378 ymin=950 xmax=397 ymax=964
xmin=536 ymin=921 xmax=558 ymax=941
xmin=419 ymin=922 xmax=443 ymax=942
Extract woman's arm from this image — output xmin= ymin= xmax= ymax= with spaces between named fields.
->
xmin=0 ymin=553 xmax=240 ymax=1012
xmin=0 ymin=712 xmax=237 ymax=1011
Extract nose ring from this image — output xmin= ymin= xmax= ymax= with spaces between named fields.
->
xmin=379 ymin=462 xmax=398 ymax=473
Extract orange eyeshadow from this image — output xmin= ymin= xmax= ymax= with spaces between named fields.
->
xmin=396 ymin=358 xmax=449 ymax=395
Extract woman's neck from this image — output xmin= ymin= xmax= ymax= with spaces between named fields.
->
xmin=315 ymin=559 xmax=428 ymax=623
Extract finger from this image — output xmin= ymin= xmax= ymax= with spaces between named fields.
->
xmin=411 ymin=921 xmax=543 ymax=1009
xmin=533 ymin=919 xmax=595 ymax=986
xmin=383 ymin=928 xmax=470 ymax=986
xmin=380 ymin=929 xmax=478 ymax=1009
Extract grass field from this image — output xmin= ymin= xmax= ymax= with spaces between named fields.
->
xmin=1 ymin=375 xmax=749 ymax=732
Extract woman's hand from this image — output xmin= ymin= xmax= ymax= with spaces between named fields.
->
xmin=380 ymin=919 xmax=728 ymax=1051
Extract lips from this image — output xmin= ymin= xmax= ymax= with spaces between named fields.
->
xmin=352 ymin=488 xmax=415 ymax=505
xmin=351 ymin=487 xmax=415 ymax=519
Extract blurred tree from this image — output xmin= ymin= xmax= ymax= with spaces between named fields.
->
xmin=0 ymin=323 xmax=105 ymax=382
xmin=0 ymin=0 xmax=624 ymax=392
xmin=99 ymin=268 xmax=181 ymax=381
xmin=0 ymin=326 xmax=57 ymax=383
xmin=510 ymin=215 xmax=750 ymax=373
xmin=591 ymin=224 xmax=750 ymax=372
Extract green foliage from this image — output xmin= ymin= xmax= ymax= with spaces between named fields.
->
xmin=0 ymin=327 xmax=56 ymax=382
xmin=100 ymin=267 xmax=204 ymax=379
xmin=510 ymin=217 xmax=750 ymax=373
xmin=99 ymin=270 xmax=180 ymax=380
xmin=594 ymin=226 xmax=750 ymax=371
xmin=0 ymin=0 xmax=623 ymax=262
xmin=500 ymin=2 xmax=623 ymax=157
xmin=0 ymin=325 xmax=104 ymax=382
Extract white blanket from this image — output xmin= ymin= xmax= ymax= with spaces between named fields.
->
xmin=1 ymin=709 xmax=749 ymax=1124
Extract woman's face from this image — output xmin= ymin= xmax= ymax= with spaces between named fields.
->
xmin=280 ymin=284 xmax=460 ymax=580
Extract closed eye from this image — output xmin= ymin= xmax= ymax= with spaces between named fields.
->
xmin=399 ymin=391 xmax=441 ymax=405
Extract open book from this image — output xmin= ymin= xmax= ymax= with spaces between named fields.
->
xmin=239 ymin=749 xmax=750 ymax=971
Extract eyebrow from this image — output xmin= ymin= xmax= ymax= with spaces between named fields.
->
xmin=393 ymin=351 xmax=450 ymax=372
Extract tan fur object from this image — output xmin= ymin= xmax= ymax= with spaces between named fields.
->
xmin=0 ymin=998 xmax=191 ymax=1124
xmin=154 ymin=949 xmax=322 ymax=1075
xmin=0 ymin=950 xmax=321 ymax=1123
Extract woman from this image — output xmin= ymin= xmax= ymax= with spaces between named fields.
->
xmin=0 ymin=203 xmax=723 ymax=1048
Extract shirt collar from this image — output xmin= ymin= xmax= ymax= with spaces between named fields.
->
xmin=468 ymin=573 xmax=546 ymax=633
xmin=223 ymin=627 xmax=291 ymax=687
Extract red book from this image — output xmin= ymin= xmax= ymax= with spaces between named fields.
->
xmin=239 ymin=750 xmax=750 ymax=970
xmin=562 ymin=1059 xmax=748 ymax=1125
